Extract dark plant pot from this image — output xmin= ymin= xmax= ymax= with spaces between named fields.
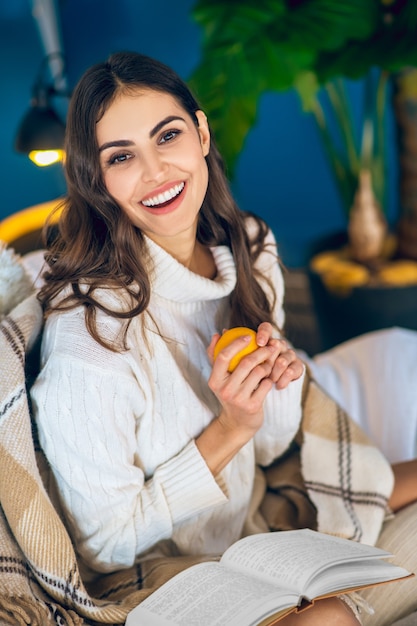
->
xmin=307 ymin=232 xmax=417 ymax=351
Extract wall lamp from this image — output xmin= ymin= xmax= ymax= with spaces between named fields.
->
xmin=15 ymin=53 xmax=69 ymax=167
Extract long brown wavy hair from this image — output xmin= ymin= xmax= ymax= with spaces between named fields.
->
xmin=39 ymin=51 xmax=279 ymax=350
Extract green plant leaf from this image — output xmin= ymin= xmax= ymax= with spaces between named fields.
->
xmin=190 ymin=9 xmax=316 ymax=172
xmin=189 ymin=0 xmax=417 ymax=216
xmin=275 ymin=0 xmax=379 ymax=53
xmin=294 ymin=72 xmax=321 ymax=112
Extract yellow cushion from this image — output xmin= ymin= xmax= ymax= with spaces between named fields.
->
xmin=0 ymin=199 xmax=64 ymax=254
xmin=0 ymin=199 xmax=63 ymax=245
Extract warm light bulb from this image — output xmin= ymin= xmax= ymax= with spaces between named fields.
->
xmin=29 ymin=149 xmax=64 ymax=167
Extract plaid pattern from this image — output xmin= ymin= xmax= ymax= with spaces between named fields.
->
xmin=259 ymin=374 xmax=394 ymax=547
xmin=0 ymin=295 xmax=394 ymax=624
xmin=300 ymin=376 xmax=394 ymax=545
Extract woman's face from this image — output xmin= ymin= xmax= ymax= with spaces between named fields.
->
xmin=97 ymin=88 xmax=210 ymax=253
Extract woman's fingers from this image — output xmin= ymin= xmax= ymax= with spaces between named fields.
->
xmin=254 ymin=325 xmax=304 ymax=388
xmin=210 ymin=341 xmax=276 ymax=391
xmin=255 ymin=322 xmax=274 ymax=347
xmin=207 ymin=327 xmax=304 ymax=436
xmin=209 ymin=330 xmax=303 ymax=389
xmin=207 ymin=333 xmax=221 ymax=363
xmin=268 ymin=341 xmax=304 ymax=389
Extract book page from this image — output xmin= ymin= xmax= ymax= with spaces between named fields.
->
xmin=306 ymin=558 xmax=412 ymax=599
xmin=126 ymin=561 xmax=299 ymax=626
xmin=221 ymin=529 xmax=395 ymax=594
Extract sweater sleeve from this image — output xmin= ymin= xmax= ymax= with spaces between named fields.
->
xmin=254 ymin=371 xmax=305 ymax=466
xmin=31 ymin=312 xmax=227 ymax=573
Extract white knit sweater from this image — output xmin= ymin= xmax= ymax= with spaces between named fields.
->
xmin=31 ymin=227 xmax=305 ymax=574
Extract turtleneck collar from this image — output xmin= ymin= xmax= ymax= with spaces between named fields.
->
xmin=145 ymin=236 xmax=237 ymax=303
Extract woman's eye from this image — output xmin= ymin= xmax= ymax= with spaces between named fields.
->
xmin=108 ymin=152 xmax=132 ymax=165
xmin=159 ymin=129 xmax=180 ymax=144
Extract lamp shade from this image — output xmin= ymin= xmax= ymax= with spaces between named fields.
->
xmin=15 ymin=104 xmax=65 ymax=153
xmin=15 ymin=50 xmax=69 ymax=166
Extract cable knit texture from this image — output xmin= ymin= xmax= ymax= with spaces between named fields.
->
xmin=31 ymin=227 xmax=304 ymax=573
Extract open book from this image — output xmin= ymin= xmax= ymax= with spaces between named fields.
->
xmin=126 ymin=528 xmax=412 ymax=626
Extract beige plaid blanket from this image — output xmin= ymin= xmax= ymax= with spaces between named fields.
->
xmin=0 ymin=294 xmax=394 ymax=625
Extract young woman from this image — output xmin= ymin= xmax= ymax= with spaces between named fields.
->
xmin=31 ymin=51 xmax=417 ymax=625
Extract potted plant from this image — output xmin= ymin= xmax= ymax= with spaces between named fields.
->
xmin=189 ymin=0 xmax=417 ymax=349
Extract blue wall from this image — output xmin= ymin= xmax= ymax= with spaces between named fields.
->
xmin=0 ymin=0 xmax=399 ymax=267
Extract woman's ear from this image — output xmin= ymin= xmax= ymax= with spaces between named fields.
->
xmin=195 ymin=110 xmax=210 ymax=157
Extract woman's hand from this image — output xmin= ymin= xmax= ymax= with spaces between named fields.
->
xmin=196 ymin=330 xmax=275 ymax=475
xmin=207 ymin=330 xmax=277 ymax=435
xmin=254 ymin=322 xmax=304 ymax=390
xmin=196 ymin=324 xmax=304 ymax=476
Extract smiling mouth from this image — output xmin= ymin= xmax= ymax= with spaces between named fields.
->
xmin=141 ymin=182 xmax=185 ymax=208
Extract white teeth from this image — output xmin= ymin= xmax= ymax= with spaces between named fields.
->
xmin=142 ymin=182 xmax=185 ymax=207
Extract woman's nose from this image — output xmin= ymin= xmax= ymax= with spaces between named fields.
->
xmin=140 ymin=149 xmax=168 ymax=182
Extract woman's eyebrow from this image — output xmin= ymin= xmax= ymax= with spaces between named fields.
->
xmin=98 ymin=116 xmax=187 ymax=152
xmin=149 ymin=115 xmax=186 ymax=138
xmin=99 ymin=139 xmax=133 ymax=153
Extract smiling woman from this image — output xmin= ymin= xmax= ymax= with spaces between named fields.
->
xmin=96 ymin=90 xmax=210 ymax=254
xmin=25 ymin=51 xmax=417 ymax=625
